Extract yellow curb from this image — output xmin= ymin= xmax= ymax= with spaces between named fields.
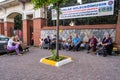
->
xmin=40 ymin=55 xmax=72 ymax=67
xmin=41 ymin=58 xmax=56 ymax=66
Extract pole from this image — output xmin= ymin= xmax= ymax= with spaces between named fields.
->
xmin=56 ymin=3 xmax=60 ymax=59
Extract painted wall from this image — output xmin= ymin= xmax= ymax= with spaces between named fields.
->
xmin=41 ymin=29 xmax=116 ymax=42
xmin=0 ymin=9 xmax=4 ymax=16
xmin=25 ymin=3 xmax=34 ymax=11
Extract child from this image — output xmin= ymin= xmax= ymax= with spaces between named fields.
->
xmin=39 ymin=38 xmax=44 ymax=49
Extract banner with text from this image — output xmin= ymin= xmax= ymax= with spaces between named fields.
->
xmin=52 ymin=0 xmax=114 ymax=20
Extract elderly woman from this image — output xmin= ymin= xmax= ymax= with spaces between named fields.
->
xmin=7 ymin=36 xmax=22 ymax=55
xmin=101 ymin=32 xmax=113 ymax=57
xmin=87 ymin=34 xmax=98 ymax=53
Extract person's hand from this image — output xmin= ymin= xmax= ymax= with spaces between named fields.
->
xmin=19 ymin=41 xmax=22 ymax=44
xmin=99 ymin=42 xmax=102 ymax=45
xmin=90 ymin=44 xmax=94 ymax=47
xmin=17 ymin=42 xmax=21 ymax=44
xmin=101 ymin=43 xmax=107 ymax=46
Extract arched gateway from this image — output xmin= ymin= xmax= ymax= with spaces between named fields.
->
xmin=0 ymin=0 xmax=45 ymax=46
xmin=0 ymin=0 xmax=120 ymax=47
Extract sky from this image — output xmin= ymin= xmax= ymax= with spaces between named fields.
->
xmin=0 ymin=0 xmax=5 ymax=2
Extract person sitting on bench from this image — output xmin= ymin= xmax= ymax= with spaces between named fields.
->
xmin=63 ymin=35 xmax=72 ymax=50
xmin=51 ymin=35 xmax=57 ymax=49
xmin=7 ymin=36 xmax=22 ymax=56
xmin=87 ymin=34 xmax=98 ymax=53
xmin=100 ymin=32 xmax=113 ymax=57
xmin=43 ymin=36 xmax=51 ymax=49
xmin=14 ymin=35 xmax=23 ymax=52
xmin=15 ymin=35 xmax=29 ymax=52
xmin=70 ymin=33 xmax=81 ymax=51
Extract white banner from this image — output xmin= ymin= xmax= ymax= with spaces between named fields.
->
xmin=52 ymin=0 xmax=114 ymax=20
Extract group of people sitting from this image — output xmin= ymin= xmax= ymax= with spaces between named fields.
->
xmin=40 ymin=34 xmax=82 ymax=51
xmin=40 ymin=32 xmax=113 ymax=57
xmin=86 ymin=32 xmax=113 ymax=57
xmin=63 ymin=34 xmax=81 ymax=51
xmin=7 ymin=32 xmax=113 ymax=57
xmin=39 ymin=35 xmax=60 ymax=49
xmin=7 ymin=35 xmax=28 ymax=56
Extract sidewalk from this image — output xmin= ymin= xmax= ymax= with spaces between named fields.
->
xmin=0 ymin=47 xmax=120 ymax=80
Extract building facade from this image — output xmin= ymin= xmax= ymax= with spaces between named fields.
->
xmin=0 ymin=0 xmax=120 ymax=47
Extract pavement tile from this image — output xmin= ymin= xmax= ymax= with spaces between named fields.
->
xmin=0 ymin=48 xmax=120 ymax=80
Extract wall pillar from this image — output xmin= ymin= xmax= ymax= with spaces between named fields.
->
xmin=115 ymin=10 xmax=120 ymax=46
xmin=0 ymin=22 xmax=4 ymax=35
xmin=22 ymin=20 xmax=33 ymax=45
xmin=4 ymin=22 xmax=14 ymax=37
xmin=33 ymin=18 xmax=44 ymax=46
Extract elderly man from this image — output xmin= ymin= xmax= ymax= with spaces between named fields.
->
xmin=70 ymin=33 xmax=81 ymax=51
xmin=43 ymin=36 xmax=51 ymax=49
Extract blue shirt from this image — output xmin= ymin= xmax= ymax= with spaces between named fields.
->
xmin=44 ymin=38 xmax=51 ymax=44
xmin=72 ymin=37 xmax=81 ymax=46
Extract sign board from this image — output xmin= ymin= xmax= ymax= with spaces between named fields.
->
xmin=52 ymin=0 xmax=114 ymax=20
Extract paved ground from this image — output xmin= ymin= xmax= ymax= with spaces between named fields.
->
xmin=0 ymin=47 xmax=120 ymax=80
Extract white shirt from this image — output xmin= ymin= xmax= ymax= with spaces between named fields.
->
xmin=7 ymin=39 xmax=14 ymax=47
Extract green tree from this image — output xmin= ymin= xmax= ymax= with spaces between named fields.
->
xmin=31 ymin=0 xmax=67 ymax=59
xmin=14 ymin=14 xmax=22 ymax=30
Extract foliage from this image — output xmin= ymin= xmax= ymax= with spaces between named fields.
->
xmin=50 ymin=49 xmax=56 ymax=60
xmin=60 ymin=0 xmax=77 ymax=7
xmin=31 ymin=0 xmax=67 ymax=9
xmin=14 ymin=14 xmax=22 ymax=30
xmin=119 ymin=0 xmax=120 ymax=9
xmin=48 ymin=49 xmax=66 ymax=61
xmin=31 ymin=0 xmax=68 ymax=59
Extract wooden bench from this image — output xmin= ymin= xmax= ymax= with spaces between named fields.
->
xmin=112 ymin=43 xmax=120 ymax=55
xmin=23 ymin=46 xmax=29 ymax=52
xmin=21 ymin=43 xmax=30 ymax=52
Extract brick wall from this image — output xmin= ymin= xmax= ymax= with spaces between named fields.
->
xmin=42 ymin=24 xmax=116 ymax=30
xmin=33 ymin=18 xmax=42 ymax=46
xmin=23 ymin=20 xmax=33 ymax=45
xmin=4 ymin=22 xmax=14 ymax=37
xmin=115 ymin=10 xmax=120 ymax=45
xmin=0 ymin=23 xmax=4 ymax=35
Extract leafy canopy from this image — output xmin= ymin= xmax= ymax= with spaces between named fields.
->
xmin=31 ymin=0 xmax=67 ymax=9
xmin=14 ymin=14 xmax=22 ymax=30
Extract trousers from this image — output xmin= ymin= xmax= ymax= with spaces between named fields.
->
xmin=7 ymin=44 xmax=20 ymax=54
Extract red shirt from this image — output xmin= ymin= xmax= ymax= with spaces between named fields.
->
xmin=88 ymin=37 xmax=98 ymax=46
